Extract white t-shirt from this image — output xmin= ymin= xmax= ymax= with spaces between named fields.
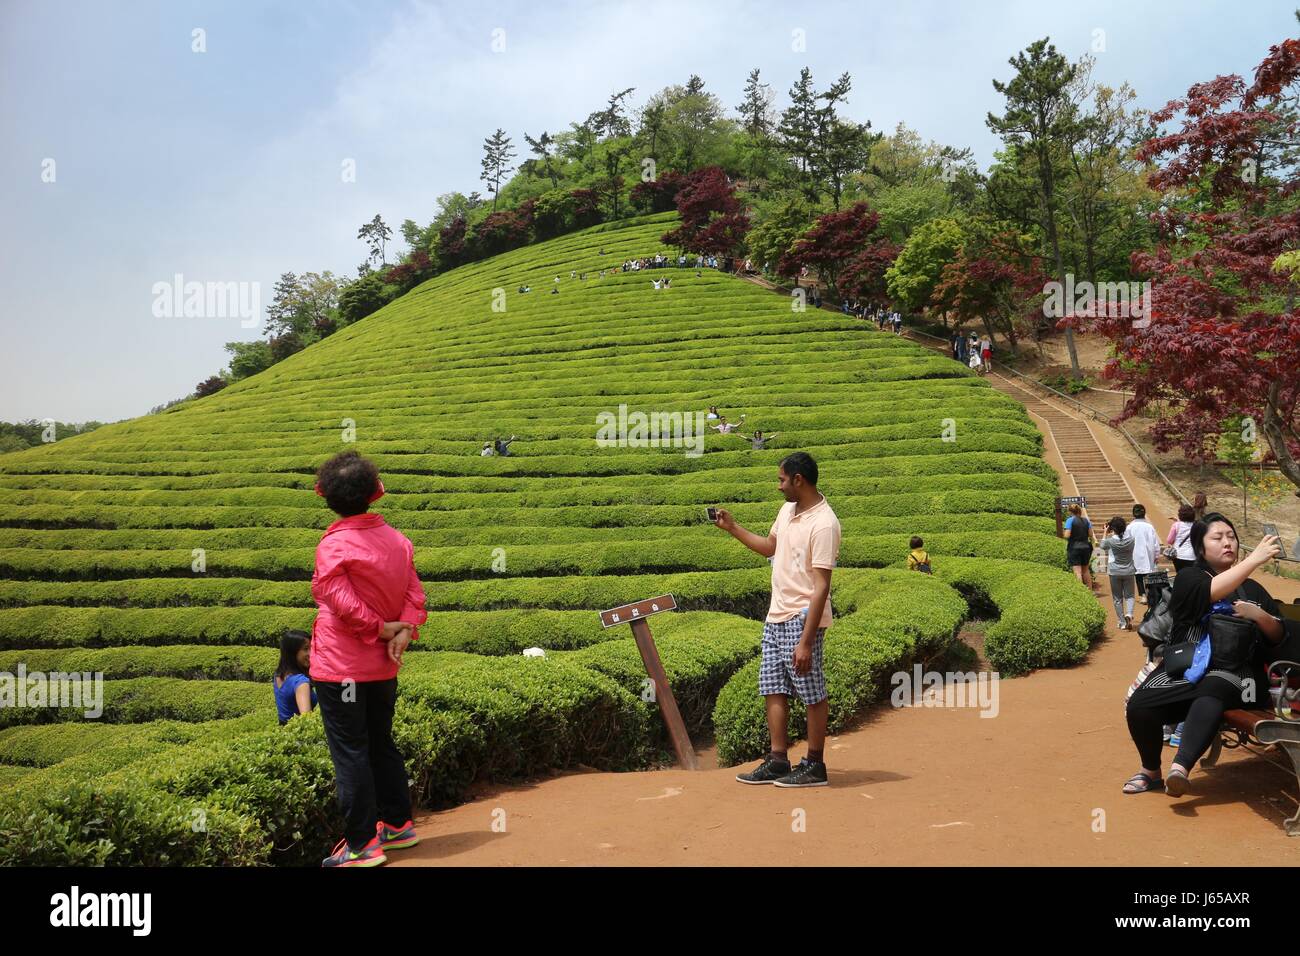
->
xmin=1128 ymin=518 xmax=1160 ymax=573
xmin=1168 ymin=520 xmax=1195 ymax=561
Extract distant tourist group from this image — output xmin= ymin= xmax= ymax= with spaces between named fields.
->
xmin=951 ymin=330 xmax=993 ymax=374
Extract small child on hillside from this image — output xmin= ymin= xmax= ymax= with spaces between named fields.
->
xmin=907 ymin=536 xmax=933 ymax=574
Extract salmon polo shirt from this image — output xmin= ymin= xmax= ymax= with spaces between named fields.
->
xmin=310 ymin=512 xmax=428 ymax=683
xmin=767 ymin=493 xmax=841 ymax=629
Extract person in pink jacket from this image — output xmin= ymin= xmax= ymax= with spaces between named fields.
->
xmin=311 ymin=450 xmax=427 ymax=868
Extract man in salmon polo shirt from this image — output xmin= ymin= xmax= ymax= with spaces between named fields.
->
xmin=712 ymin=451 xmax=842 ymax=787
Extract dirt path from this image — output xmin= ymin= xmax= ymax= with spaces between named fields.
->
xmin=392 ymin=317 xmax=1300 ymax=867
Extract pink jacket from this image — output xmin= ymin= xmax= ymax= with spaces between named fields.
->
xmin=309 ymin=512 xmax=428 ymax=683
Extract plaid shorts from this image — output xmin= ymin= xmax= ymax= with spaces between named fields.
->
xmin=758 ymin=613 xmax=827 ymax=704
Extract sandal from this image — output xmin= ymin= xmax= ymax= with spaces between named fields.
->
xmin=1165 ymin=766 xmax=1190 ymax=797
xmin=1122 ymin=771 xmax=1163 ymax=794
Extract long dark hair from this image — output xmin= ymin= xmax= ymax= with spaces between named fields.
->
xmin=275 ymin=629 xmax=311 ymax=684
xmin=1191 ymin=511 xmax=1237 ymax=572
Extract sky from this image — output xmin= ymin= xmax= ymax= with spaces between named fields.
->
xmin=0 ymin=0 xmax=1295 ymax=423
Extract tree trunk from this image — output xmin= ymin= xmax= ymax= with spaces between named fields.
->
xmin=1039 ymin=141 xmax=1082 ymax=379
xmin=1262 ymin=380 xmax=1300 ymax=496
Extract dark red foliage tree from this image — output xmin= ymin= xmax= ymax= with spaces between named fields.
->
xmin=569 ymin=188 xmax=603 ymax=229
xmin=1086 ymin=35 xmax=1300 ymax=491
xmin=629 ymin=170 xmax=689 ymax=213
xmin=384 ymin=249 xmax=435 ymax=293
xmin=839 ymin=238 xmax=900 ymax=304
xmin=468 ymin=210 xmax=533 ymax=259
xmin=194 ymin=376 xmax=227 ymax=398
xmin=661 ymin=166 xmax=750 ymax=256
xmin=268 ymin=331 xmax=305 ymax=362
xmin=436 ymin=217 xmax=468 ymax=269
xmin=776 ymin=202 xmax=882 ymax=300
xmin=932 ymin=229 xmax=1048 ymax=349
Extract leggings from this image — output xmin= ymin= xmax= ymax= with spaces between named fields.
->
xmin=1110 ymin=574 xmax=1136 ymax=623
xmin=1126 ymin=695 xmax=1224 ymax=771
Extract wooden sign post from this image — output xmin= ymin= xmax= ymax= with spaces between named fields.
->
xmin=1054 ymin=495 xmax=1088 ymax=537
xmin=598 ymin=593 xmax=697 ymax=771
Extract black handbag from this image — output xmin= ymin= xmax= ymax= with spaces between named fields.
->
xmin=1206 ymin=595 xmax=1259 ymax=670
xmin=1163 ymin=631 xmax=1199 ymax=680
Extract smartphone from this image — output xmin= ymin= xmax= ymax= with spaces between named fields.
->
xmin=707 ymin=507 xmax=719 ymax=522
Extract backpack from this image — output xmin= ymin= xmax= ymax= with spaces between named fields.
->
xmin=1136 ymin=589 xmax=1174 ymax=649
xmin=913 ymin=552 xmax=932 ymax=574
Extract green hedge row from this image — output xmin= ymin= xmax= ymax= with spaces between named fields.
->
xmin=0 ymin=471 xmax=1057 ymax=528
xmin=0 ymin=504 xmax=1056 ymax=554
xmin=933 ymin=557 xmax=1106 ymax=675
xmin=0 ymin=432 xmax=1041 ymax=481
xmin=0 ymin=677 xmax=268 ymax=729
xmin=0 ymin=644 xmax=280 ymax=680
xmin=0 ymin=711 xmax=274 ymax=767
xmin=0 ymin=483 xmax=1051 ymax=533
xmin=31 ymin=412 xmax=1035 ymax=464
xmin=34 ymin=397 xmax=1028 ymax=457
xmin=0 ymin=525 xmax=1060 ymax=582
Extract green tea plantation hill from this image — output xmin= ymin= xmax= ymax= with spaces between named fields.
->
xmin=0 ymin=210 xmax=1103 ymax=864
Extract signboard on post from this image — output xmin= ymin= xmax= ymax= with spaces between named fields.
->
xmin=597 ymin=594 xmax=697 ymax=771
xmin=1054 ymin=496 xmax=1088 ymax=537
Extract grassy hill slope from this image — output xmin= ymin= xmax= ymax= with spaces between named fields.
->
xmin=0 ymin=211 xmax=1102 ymax=864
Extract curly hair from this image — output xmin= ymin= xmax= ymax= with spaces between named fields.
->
xmin=316 ymin=450 xmax=379 ymax=517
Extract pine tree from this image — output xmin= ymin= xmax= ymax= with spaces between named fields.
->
xmin=987 ymin=39 xmax=1084 ymax=378
xmin=779 ymin=67 xmax=820 ymax=202
xmin=480 ymin=128 xmax=517 ymax=212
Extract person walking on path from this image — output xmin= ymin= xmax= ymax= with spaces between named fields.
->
xmin=1064 ymin=503 xmax=1098 ymax=591
xmin=711 ymin=452 xmax=842 ymax=788
xmin=1128 ymin=504 xmax=1161 ymax=603
xmin=310 ymin=450 xmax=428 ymax=867
xmin=1099 ymin=516 xmax=1138 ymax=630
xmin=1166 ymin=504 xmax=1197 ymax=572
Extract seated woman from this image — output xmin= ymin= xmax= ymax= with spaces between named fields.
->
xmin=1122 ymin=515 xmax=1284 ymax=795
xmin=274 ymin=629 xmax=316 ymax=725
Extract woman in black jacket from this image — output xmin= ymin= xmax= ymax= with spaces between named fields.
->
xmin=1122 ymin=514 xmax=1285 ymax=795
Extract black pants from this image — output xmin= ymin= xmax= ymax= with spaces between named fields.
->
xmin=1172 ymin=557 xmax=1196 ymax=573
xmin=1126 ymin=694 xmax=1224 ymax=771
xmin=315 ymin=677 xmax=411 ymax=849
xmin=1134 ymin=572 xmax=1146 ymax=598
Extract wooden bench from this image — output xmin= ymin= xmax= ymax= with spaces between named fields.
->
xmin=1203 ymin=659 xmax=1300 ymax=835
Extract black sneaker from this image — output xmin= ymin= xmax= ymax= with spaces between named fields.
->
xmin=735 ymin=755 xmax=791 ymax=785
xmin=773 ymin=758 xmax=828 ymax=788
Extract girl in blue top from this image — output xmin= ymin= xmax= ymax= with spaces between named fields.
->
xmin=274 ymin=629 xmax=317 ymax=724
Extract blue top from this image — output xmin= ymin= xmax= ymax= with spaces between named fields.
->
xmin=275 ymin=672 xmax=315 ymax=724
xmin=1064 ymin=516 xmax=1091 ymax=533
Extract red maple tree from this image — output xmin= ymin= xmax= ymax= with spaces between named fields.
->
xmin=1087 ymin=35 xmax=1300 ymax=492
xmin=661 ymin=166 xmax=749 ymax=257
xmin=777 ymin=202 xmax=887 ymax=301
xmin=932 ymin=230 xmax=1048 ymax=349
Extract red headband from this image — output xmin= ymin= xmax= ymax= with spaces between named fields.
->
xmin=315 ymin=478 xmax=385 ymax=503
